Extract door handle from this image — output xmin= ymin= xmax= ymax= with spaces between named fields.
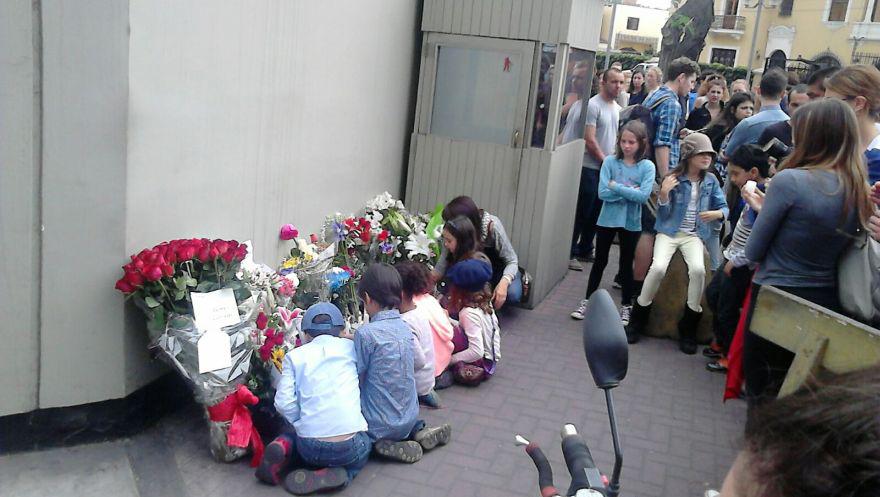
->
xmin=512 ymin=129 xmax=521 ymax=148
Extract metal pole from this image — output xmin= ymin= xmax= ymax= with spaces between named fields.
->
xmin=746 ymin=0 xmax=764 ymax=85
xmin=605 ymin=389 xmax=623 ymax=497
xmin=604 ymin=0 xmax=619 ymax=70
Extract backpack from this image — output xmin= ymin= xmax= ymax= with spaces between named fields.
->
xmin=618 ymin=95 xmax=672 ymax=164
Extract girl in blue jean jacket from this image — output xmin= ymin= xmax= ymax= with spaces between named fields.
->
xmin=571 ymin=121 xmax=655 ymax=322
xmin=625 ymin=133 xmax=728 ymax=354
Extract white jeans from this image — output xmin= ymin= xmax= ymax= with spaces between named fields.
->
xmin=637 ymin=232 xmax=706 ymax=312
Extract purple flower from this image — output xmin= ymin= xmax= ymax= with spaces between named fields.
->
xmin=332 ymin=221 xmax=345 ymax=242
xmin=380 ymin=241 xmax=394 ymax=255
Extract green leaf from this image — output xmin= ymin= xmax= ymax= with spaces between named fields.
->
xmin=186 ymin=275 xmax=198 ymax=287
xmin=425 ymin=203 xmax=444 ymax=240
xmin=174 ymin=289 xmax=185 ymax=300
xmin=144 ymin=295 xmax=161 ymax=308
xmin=173 ymin=276 xmax=186 ymax=290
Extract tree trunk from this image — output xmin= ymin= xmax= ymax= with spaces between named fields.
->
xmin=659 ymin=0 xmax=715 ymax=73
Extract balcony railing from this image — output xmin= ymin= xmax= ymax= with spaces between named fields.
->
xmin=711 ymin=14 xmax=746 ymax=33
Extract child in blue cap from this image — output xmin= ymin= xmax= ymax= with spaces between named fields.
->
xmin=446 ymin=258 xmax=502 ymax=386
xmin=256 ymin=302 xmax=370 ymax=495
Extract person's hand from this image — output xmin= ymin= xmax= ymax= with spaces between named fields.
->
xmin=742 ymin=187 xmax=765 ymax=213
xmin=659 ymin=175 xmax=679 ymax=200
xmin=871 ymin=181 xmax=880 ymax=207
xmin=679 ymin=128 xmax=694 ymax=139
xmin=724 ymin=260 xmax=734 ymax=276
xmin=869 ymin=213 xmax=880 ymax=242
xmin=608 ymin=179 xmax=618 ymax=189
xmin=699 ymin=210 xmax=723 ymax=222
xmin=338 ymin=327 xmax=355 ymax=340
xmin=493 ymin=279 xmax=509 ymax=309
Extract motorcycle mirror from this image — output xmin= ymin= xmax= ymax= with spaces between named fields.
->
xmin=582 ymin=289 xmax=628 ymax=389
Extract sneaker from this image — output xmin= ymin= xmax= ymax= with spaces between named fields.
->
xmin=418 ymin=390 xmax=442 ymax=409
xmin=570 ymin=299 xmax=589 ymax=320
xmin=282 ymin=467 xmax=348 ymax=495
xmin=255 ymin=436 xmax=293 ymax=485
xmin=372 ymin=439 xmax=423 ymax=463
xmin=413 ymin=423 xmax=452 ymax=451
xmin=569 ymin=258 xmax=584 ymax=271
xmin=702 ymin=347 xmax=723 ymax=359
xmin=705 ymin=491 xmax=721 ymax=497
xmin=619 ymin=305 xmax=632 ymax=325
xmin=706 ymin=357 xmax=729 ymax=373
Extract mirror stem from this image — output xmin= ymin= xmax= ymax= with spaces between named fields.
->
xmin=605 ymin=388 xmax=623 ymax=497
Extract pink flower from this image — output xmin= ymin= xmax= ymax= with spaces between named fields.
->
xmin=256 ymin=312 xmax=268 ymax=330
xmin=279 ymin=224 xmax=299 ymax=241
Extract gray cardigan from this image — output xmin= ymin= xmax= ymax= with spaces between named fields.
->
xmin=745 ymin=169 xmax=858 ymax=288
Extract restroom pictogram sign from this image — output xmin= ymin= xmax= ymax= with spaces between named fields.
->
xmin=503 ymin=57 xmax=511 ymax=72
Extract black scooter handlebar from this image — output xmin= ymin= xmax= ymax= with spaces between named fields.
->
xmin=561 ymin=425 xmax=607 ymax=496
xmin=524 ymin=442 xmax=561 ymax=497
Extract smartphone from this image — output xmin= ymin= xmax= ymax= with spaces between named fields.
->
xmin=743 ymin=180 xmax=757 ymax=195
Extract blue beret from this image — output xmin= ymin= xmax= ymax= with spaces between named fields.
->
xmin=447 ymin=259 xmax=492 ymax=292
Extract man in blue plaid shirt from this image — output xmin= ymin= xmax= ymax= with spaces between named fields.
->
xmin=643 ymin=57 xmax=701 ymax=177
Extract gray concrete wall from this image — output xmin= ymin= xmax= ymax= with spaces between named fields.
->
xmin=39 ymin=0 xmax=131 ymax=408
xmin=0 ymin=0 xmax=41 ymax=416
xmin=1 ymin=0 xmax=422 ymax=414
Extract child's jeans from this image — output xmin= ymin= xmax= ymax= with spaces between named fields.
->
xmin=284 ymin=431 xmax=372 ymax=481
xmin=706 ymin=221 xmax=723 ymax=271
xmin=705 ymin=262 xmax=753 ymax=351
xmin=637 ymin=232 xmax=706 ymax=312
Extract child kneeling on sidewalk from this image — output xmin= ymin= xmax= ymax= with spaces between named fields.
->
xmin=446 ymin=259 xmax=501 ymax=386
xmin=257 ymin=302 xmax=370 ymax=495
xmin=355 ymin=263 xmax=451 ymax=463
xmin=625 ymin=133 xmax=728 ymax=354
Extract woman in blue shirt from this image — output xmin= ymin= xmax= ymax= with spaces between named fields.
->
xmin=571 ymin=121 xmax=655 ymax=322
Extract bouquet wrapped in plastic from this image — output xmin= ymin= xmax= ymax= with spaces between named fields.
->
xmin=150 ymin=301 xmax=264 ymax=465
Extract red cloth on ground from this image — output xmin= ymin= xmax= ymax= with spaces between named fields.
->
xmin=724 ymin=283 xmax=754 ymax=402
xmin=207 ymin=385 xmax=265 ymax=467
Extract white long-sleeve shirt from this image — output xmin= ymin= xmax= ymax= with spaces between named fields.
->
xmin=274 ymin=334 xmax=368 ymax=438
xmin=401 ymin=309 xmax=437 ymax=395
xmin=450 ymin=307 xmax=501 ymax=365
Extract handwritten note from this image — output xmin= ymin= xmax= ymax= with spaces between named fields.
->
xmin=191 ymin=288 xmax=240 ymax=330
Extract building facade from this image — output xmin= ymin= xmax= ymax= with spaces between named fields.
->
xmin=702 ymin=0 xmax=880 ymax=71
xmin=600 ymin=1 xmax=671 ymax=54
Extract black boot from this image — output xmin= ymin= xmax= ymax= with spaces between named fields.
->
xmin=678 ymin=306 xmax=703 ymax=355
xmin=624 ymin=302 xmax=651 ymax=344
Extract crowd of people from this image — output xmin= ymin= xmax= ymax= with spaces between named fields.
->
xmin=255 ymin=195 xmax=517 ymax=495
xmin=565 ymin=57 xmax=880 ymax=403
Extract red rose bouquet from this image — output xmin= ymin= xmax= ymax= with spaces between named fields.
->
xmin=115 ymin=238 xmax=250 ymax=339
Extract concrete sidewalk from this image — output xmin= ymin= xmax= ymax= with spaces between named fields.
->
xmin=2 ymin=260 xmax=746 ymax=497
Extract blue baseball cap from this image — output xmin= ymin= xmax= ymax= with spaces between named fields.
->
xmin=301 ymin=302 xmax=345 ymax=335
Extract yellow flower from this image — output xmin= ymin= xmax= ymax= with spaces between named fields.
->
xmin=281 ymin=257 xmax=302 ymax=269
xmin=270 ymin=348 xmax=286 ymax=372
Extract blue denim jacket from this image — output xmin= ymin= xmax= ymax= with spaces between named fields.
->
xmin=655 ymin=173 xmax=728 ymax=242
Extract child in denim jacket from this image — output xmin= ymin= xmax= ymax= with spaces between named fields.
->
xmin=625 ymin=132 xmax=728 ymax=354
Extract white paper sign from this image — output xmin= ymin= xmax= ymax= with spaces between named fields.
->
xmin=191 ymin=288 xmax=240 ymax=330
xmin=198 ymin=329 xmax=232 ymax=373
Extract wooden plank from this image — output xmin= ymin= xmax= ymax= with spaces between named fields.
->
xmin=751 ymin=286 xmax=880 ymax=393
xmin=778 ymin=331 xmax=828 ymax=397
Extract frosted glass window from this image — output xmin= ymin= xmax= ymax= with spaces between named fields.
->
xmin=431 ymin=46 xmax=522 ymax=145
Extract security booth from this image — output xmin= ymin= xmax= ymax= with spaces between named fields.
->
xmin=405 ymin=0 xmax=604 ymax=306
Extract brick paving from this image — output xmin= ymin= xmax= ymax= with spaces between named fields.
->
xmin=2 ymin=255 xmax=747 ymax=497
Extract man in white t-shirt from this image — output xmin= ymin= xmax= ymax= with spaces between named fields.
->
xmin=564 ymin=68 xmax=623 ymax=270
